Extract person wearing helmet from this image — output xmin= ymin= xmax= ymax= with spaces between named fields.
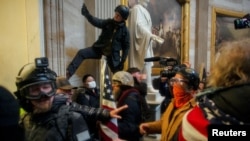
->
xmin=139 ymin=67 xmax=200 ymax=141
xmin=127 ymin=0 xmax=162 ymax=93
xmin=112 ymin=71 xmax=143 ymax=141
xmin=66 ymin=4 xmax=130 ymax=79
xmin=15 ymin=57 xmax=128 ymax=141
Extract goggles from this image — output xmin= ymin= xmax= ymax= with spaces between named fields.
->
xmin=20 ymin=81 xmax=55 ymax=100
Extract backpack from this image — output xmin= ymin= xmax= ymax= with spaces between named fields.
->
xmin=56 ymin=105 xmax=92 ymax=141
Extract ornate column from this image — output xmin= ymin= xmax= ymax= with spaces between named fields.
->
xmin=43 ymin=0 xmax=65 ymax=75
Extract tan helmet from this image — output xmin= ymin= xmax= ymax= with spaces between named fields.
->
xmin=112 ymin=71 xmax=134 ymax=87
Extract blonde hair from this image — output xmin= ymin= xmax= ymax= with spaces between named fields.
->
xmin=208 ymin=38 xmax=250 ymax=87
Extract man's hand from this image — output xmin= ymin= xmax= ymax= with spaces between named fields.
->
xmin=81 ymin=4 xmax=89 ymax=16
xmin=110 ymin=105 xmax=128 ymax=119
xmin=139 ymin=123 xmax=150 ymax=135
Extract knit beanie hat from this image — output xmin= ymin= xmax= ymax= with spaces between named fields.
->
xmin=0 ymin=86 xmax=20 ymax=127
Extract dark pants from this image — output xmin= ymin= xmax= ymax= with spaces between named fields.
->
xmin=67 ymin=47 xmax=102 ymax=75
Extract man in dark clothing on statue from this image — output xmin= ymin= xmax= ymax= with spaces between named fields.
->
xmin=66 ymin=4 xmax=130 ymax=78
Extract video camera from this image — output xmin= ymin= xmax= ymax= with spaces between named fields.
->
xmin=34 ymin=57 xmax=52 ymax=75
xmin=234 ymin=13 xmax=250 ymax=29
xmin=144 ymin=57 xmax=181 ymax=79
xmin=35 ymin=57 xmax=49 ymax=68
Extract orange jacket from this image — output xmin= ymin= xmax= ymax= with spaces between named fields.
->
xmin=146 ymin=98 xmax=196 ymax=141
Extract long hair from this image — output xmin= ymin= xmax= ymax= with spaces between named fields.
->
xmin=208 ymin=38 xmax=250 ymax=87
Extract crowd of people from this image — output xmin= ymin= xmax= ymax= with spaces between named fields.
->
xmin=2 ymin=1 xmax=250 ymax=141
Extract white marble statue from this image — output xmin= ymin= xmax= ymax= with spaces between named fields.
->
xmin=127 ymin=0 xmax=162 ymax=93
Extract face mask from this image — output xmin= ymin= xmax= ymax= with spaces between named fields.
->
xmin=87 ymin=81 xmax=96 ymax=89
xmin=172 ymin=84 xmax=192 ymax=108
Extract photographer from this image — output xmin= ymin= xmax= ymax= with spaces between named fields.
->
xmin=159 ymin=65 xmax=174 ymax=114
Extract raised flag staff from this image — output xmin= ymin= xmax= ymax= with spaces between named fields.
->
xmin=99 ymin=57 xmax=118 ymax=141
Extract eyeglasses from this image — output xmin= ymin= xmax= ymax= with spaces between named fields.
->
xmin=170 ymin=78 xmax=188 ymax=86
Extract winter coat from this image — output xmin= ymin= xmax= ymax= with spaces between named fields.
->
xmin=84 ymin=12 xmax=130 ymax=72
xmin=146 ymin=98 xmax=196 ymax=141
xmin=21 ymin=95 xmax=111 ymax=141
xmin=75 ymin=87 xmax=100 ymax=108
xmin=117 ymin=88 xmax=142 ymax=141
xmin=179 ymin=84 xmax=250 ymax=141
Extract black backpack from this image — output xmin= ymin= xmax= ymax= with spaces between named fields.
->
xmin=56 ymin=105 xmax=92 ymax=141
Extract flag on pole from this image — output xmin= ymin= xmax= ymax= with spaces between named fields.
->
xmin=99 ymin=58 xmax=118 ymax=141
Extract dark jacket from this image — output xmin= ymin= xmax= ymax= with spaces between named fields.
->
xmin=75 ymin=87 xmax=100 ymax=139
xmin=21 ymin=105 xmax=91 ymax=141
xmin=75 ymin=87 xmax=100 ymax=108
xmin=179 ymin=84 xmax=250 ymax=141
xmin=21 ymin=95 xmax=111 ymax=141
xmin=117 ymin=88 xmax=142 ymax=141
xmin=202 ymin=84 xmax=250 ymax=123
xmin=84 ymin=12 xmax=130 ymax=73
xmin=133 ymin=77 xmax=151 ymax=121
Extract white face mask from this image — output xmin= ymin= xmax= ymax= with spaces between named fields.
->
xmin=87 ymin=81 xmax=96 ymax=89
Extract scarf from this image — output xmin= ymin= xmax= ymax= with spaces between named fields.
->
xmin=173 ymin=85 xmax=192 ymax=108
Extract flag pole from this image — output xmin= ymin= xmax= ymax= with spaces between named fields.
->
xmin=100 ymin=56 xmax=106 ymax=108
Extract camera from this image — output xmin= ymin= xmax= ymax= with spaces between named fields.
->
xmin=234 ymin=13 xmax=250 ymax=29
xmin=35 ymin=57 xmax=49 ymax=68
xmin=158 ymin=57 xmax=179 ymax=78
xmin=144 ymin=56 xmax=181 ymax=79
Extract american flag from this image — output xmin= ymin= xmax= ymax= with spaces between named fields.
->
xmin=99 ymin=59 xmax=118 ymax=141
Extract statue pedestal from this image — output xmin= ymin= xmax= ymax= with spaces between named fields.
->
xmin=144 ymin=92 xmax=164 ymax=140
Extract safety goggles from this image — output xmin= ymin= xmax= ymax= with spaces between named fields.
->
xmin=21 ymin=81 xmax=55 ymax=100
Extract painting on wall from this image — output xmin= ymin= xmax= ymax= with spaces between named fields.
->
xmin=215 ymin=15 xmax=250 ymax=52
xmin=211 ymin=7 xmax=250 ymax=67
xmin=146 ymin=0 xmax=182 ymax=70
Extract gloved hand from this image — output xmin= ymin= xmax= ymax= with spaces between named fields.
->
xmin=81 ymin=4 xmax=89 ymax=16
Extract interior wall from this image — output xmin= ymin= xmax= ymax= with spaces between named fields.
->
xmin=1 ymin=0 xmax=250 ymax=91
xmin=0 ymin=0 xmax=42 ymax=91
xmin=62 ymin=0 xmax=120 ymax=86
xmin=190 ymin=0 xmax=250 ymax=73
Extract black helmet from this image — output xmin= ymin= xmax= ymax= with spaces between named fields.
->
xmin=114 ymin=5 xmax=129 ymax=20
xmin=176 ymin=68 xmax=200 ymax=90
xmin=15 ymin=57 xmax=57 ymax=112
